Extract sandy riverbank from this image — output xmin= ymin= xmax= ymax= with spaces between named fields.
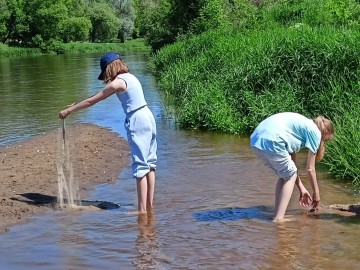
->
xmin=0 ymin=123 xmax=130 ymax=233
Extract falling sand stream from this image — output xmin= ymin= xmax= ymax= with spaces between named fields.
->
xmin=56 ymin=119 xmax=79 ymax=208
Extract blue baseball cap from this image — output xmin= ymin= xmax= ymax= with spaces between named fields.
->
xmin=98 ymin=52 xmax=121 ymax=80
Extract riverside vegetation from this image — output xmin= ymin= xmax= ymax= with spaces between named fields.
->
xmin=146 ymin=0 xmax=360 ymax=191
xmin=0 ymin=39 xmax=149 ymax=57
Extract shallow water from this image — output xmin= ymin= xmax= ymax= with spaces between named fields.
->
xmin=0 ymin=52 xmax=359 ymax=270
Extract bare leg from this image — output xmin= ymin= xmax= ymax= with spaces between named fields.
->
xmin=146 ymin=170 xmax=155 ymax=209
xmin=273 ymin=174 xmax=297 ymax=222
xmin=137 ymin=176 xmax=148 ymax=213
xmin=274 ymin=177 xmax=283 ymax=215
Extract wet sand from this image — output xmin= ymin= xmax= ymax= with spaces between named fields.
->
xmin=0 ymin=123 xmax=130 ymax=233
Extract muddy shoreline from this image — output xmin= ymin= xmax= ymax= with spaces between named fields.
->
xmin=0 ymin=123 xmax=130 ymax=233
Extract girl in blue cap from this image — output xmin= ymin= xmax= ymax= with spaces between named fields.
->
xmin=250 ymin=112 xmax=334 ymax=222
xmin=59 ymin=52 xmax=157 ymax=214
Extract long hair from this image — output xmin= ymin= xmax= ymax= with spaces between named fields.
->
xmin=103 ymin=59 xmax=129 ymax=83
xmin=313 ymin=116 xmax=334 ymax=161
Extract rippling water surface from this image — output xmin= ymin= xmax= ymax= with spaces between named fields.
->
xmin=0 ymin=52 xmax=359 ymax=270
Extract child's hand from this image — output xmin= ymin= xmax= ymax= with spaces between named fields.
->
xmin=59 ymin=103 xmax=75 ymax=119
xmin=59 ymin=109 xmax=70 ymax=119
xmin=299 ymin=191 xmax=312 ymax=208
xmin=311 ymin=193 xmax=320 ymax=209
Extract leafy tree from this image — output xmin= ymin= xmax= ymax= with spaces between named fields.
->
xmin=112 ymin=0 xmax=136 ymax=42
xmin=60 ymin=17 xmax=92 ymax=42
xmin=23 ymin=0 xmax=69 ymax=44
xmin=0 ymin=0 xmax=12 ymax=43
xmin=87 ymin=2 xmax=120 ymax=42
xmin=0 ymin=0 xmax=28 ymax=44
xmin=140 ymin=0 xmax=174 ymax=51
xmin=189 ymin=0 xmax=230 ymax=34
xmin=133 ymin=0 xmax=159 ymax=37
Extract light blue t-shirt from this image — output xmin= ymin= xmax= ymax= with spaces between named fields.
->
xmin=250 ymin=112 xmax=321 ymax=154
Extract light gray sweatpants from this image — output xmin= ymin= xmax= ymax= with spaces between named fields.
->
xmin=125 ymin=106 xmax=157 ymax=178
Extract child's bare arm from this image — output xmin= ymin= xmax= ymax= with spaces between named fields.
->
xmin=306 ymin=150 xmax=320 ymax=209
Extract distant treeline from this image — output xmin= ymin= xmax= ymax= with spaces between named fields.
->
xmin=2 ymin=0 xmax=360 ymax=53
xmin=0 ymin=0 xmax=142 ymax=53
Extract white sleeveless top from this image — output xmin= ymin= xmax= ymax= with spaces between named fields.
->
xmin=115 ymin=73 xmax=147 ymax=114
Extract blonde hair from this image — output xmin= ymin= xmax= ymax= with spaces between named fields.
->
xmin=313 ymin=116 xmax=334 ymax=161
xmin=103 ymin=59 xmax=129 ymax=83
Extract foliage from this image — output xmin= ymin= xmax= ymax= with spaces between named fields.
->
xmin=23 ymin=0 xmax=69 ymax=44
xmin=189 ymin=0 xmax=231 ymax=34
xmin=60 ymin=17 xmax=92 ymax=43
xmin=113 ymin=0 xmax=136 ymax=42
xmin=148 ymin=0 xmax=360 ymax=187
xmin=323 ymin=96 xmax=360 ymax=191
xmin=87 ymin=2 xmax=120 ymax=42
xmin=133 ymin=0 xmax=174 ymax=52
xmin=223 ymin=0 xmax=259 ymax=30
xmin=149 ymin=26 xmax=360 ymax=134
xmin=0 ymin=42 xmax=42 ymax=56
xmin=326 ymin=0 xmax=360 ymax=27
xmin=60 ymin=39 xmax=149 ymax=53
xmin=0 ymin=0 xmax=28 ymax=44
xmin=260 ymin=0 xmax=360 ymax=28
xmin=0 ymin=38 xmax=149 ymax=56
xmin=0 ymin=0 xmax=138 ymax=51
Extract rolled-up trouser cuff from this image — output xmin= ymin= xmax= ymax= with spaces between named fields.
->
xmin=132 ymin=165 xmax=157 ymax=179
xmin=252 ymin=147 xmax=297 ymax=181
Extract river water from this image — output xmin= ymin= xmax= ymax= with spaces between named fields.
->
xmin=0 ymin=52 xmax=359 ymax=270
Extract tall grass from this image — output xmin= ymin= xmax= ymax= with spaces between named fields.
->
xmin=61 ymin=39 xmax=149 ymax=54
xmin=0 ymin=43 xmax=42 ymax=57
xmin=323 ymin=97 xmax=360 ymax=191
xmin=149 ymin=26 xmax=360 ymax=132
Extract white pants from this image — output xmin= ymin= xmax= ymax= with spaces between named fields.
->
xmin=125 ymin=106 xmax=157 ymax=178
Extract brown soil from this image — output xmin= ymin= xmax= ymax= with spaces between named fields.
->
xmin=0 ymin=123 xmax=130 ymax=233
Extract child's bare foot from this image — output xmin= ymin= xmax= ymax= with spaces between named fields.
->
xmin=125 ymin=210 xmax=147 ymax=215
xmin=273 ymin=215 xmax=296 ymax=222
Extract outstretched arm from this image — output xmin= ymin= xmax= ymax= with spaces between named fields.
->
xmin=59 ymin=78 xmax=126 ymax=119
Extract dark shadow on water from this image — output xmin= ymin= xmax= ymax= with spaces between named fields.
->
xmin=11 ymin=193 xmax=120 ymax=210
xmin=11 ymin=193 xmax=57 ymax=206
xmin=194 ymin=206 xmax=360 ymax=225
xmin=193 ymin=206 xmax=273 ymax=222
xmin=307 ymin=212 xmax=360 ymax=225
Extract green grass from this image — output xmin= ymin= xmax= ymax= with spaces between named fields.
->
xmin=149 ymin=26 xmax=360 ymax=132
xmin=61 ymin=39 xmax=150 ymax=54
xmin=0 ymin=39 xmax=149 ymax=57
xmin=0 ymin=43 xmax=42 ymax=57
xmin=323 ymin=99 xmax=360 ymax=191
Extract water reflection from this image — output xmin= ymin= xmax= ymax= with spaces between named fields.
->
xmin=134 ymin=211 xmax=174 ymax=269
xmin=267 ymin=216 xmax=325 ymax=269
xmin=0 ymin=54 xmax=95 ymax=145
xmin=134 ymin=212 xmax=159 ymax=269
